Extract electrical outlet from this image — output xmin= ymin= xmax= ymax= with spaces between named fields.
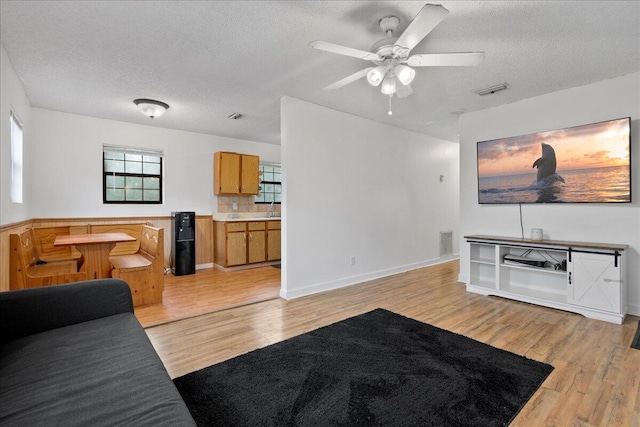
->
xmin=350 ymin=256 xmax=356 ymax=266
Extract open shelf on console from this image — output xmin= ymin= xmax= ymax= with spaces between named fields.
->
xmin=500 ymin=262 xmax=567 ymax=276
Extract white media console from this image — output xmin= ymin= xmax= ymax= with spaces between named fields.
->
xmin=465 ymin=235 xmax=628 ymax=324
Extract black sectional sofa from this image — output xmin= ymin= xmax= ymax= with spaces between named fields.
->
xmin=0 ymin=279 xmax=196 ymax=426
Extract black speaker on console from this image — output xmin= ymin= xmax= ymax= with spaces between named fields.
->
xmin=171 ymin=211 xmax=195 ymax=276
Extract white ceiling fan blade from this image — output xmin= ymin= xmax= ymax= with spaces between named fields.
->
xmin=406 ymin=52 xmax=485 ymax=67
xmin=310 ymin=40 xmax=381 ymax=61
xmin=323 ymin=67 xmax=374 ymax=91
xmin=395 ymin=82 xmax=413 ymax=99
xmin=392 ymin=4 xmax=449 ymax=57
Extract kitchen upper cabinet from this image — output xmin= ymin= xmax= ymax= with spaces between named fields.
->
xmin=214 ymin=152 xmax=260 ymax=195
xmin=240 ymin=155 xmax=260 ymax=194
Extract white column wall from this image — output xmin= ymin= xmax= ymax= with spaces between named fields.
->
xmin=281 ymin=97 xmax=460 ymax=299
xmin=459 ymin=72 xmax=640 ymax=315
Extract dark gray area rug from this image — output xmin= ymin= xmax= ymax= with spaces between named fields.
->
xmin=174 ymin=308 xmax=553 ymax=427
xmin=632 ymin=320 xmax=640 ymax=350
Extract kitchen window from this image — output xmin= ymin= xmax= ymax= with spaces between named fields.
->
xmin=254 ymin=163 xmax=281 ymax=204
xmin=10 ymin=110 xmax=23 ymax=203
xmin=103 ymin=144 xmax=163 ymax=204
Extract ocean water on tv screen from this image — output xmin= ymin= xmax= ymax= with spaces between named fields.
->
xmin=479 ymin=165 xmax=630 ymax=204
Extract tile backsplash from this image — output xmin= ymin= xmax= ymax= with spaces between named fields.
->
xmin=217 ymin=195 xmax=281 ymax=213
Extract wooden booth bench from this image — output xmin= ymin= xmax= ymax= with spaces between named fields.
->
xmin=89 ymin=223 xmax=165 ymax=307
xmin=10 ymin=229 xmax=87 ymax=290
xmin=31 ymin=226 xmax=84 ymax=265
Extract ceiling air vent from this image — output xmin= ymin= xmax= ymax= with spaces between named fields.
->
xmin=475 ymin=83 xmax=509 ymax=96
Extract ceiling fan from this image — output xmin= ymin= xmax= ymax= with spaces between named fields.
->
xmin=310 ymin=3 xmax=484 ymax=114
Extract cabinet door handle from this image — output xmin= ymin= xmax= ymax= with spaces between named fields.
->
xmin=568 ymin=272 xmax=572 ymax=285
xmin=603 ymin=278 xmax=623 ymax=283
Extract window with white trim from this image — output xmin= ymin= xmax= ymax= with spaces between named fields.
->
xmin=10 ymin=110 xmax=23 ymax=203
xmin=254 ymin=163 xmax=281 ymax=204
xmin=103 ymin=145 xmax=163 ymax=204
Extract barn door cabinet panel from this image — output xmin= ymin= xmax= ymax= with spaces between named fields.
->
xmin=567 ymin=252 xmax=625 ymax=313
xmin=214 ymin=152 xmax=260 ymax=195
xmin=464 ymin=235 xmax=628 ymax=324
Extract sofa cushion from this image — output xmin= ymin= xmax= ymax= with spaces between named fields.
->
xmin=0 ymin=313 xmax=195 ymax=426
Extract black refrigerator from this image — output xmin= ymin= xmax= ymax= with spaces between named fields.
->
xmin=171 ymin=211 xmax=196 ymax=276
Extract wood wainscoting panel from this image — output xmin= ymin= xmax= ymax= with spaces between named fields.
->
xmin=195 ymin=217 xmax=213 ymax=265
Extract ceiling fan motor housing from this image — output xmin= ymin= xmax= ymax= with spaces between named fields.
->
xmin=373 ymin=15 xmax=405 ymax=60
xmin=379 ymin=16 xmax=400 ymax=34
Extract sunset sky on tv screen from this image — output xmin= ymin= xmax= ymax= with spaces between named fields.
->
xmin=477 ymin=118 xmax=630 ymax=178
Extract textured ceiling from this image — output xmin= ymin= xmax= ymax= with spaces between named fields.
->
xmin=1 ymin=1 xmax=639 ymax=145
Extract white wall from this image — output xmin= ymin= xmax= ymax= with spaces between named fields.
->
xmin=0 ymin=46 xmax=31 ymax=225
xmin=281 ymin=97 xmax=459 ymax=299
xmin=29 ymin=108 xmax=280 ymax=218
xmin=459 ymin=72 xmax=640 ymax=315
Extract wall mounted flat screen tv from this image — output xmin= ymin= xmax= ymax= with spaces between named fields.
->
xmin=477 ymin=117 xmax=631 ymax=204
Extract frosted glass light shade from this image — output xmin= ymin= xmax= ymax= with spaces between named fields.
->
xmin=395 ymin=65 xmax=415 ymax=85
xmin=380 ymin=74 xmax=396 ymax=95
xmin=366 ymin=66 xmax=386 ymax=87
xmin=133 ymin=99 xmax=169 ymax=118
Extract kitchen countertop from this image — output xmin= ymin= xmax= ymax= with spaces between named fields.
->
xmin=212 ymin=213 xmax=281 ymax=222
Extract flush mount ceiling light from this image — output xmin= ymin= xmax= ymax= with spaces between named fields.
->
xmin=133 ymin=99 xmax=169 ymax=118
xmin=475 ymin=83 xmax=509 ymax=96
xmin=310 ymin=3 xmax=484 ymax=115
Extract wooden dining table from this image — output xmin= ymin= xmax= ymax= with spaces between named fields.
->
xmin=54 ymin=233 xmax=136 ymax=280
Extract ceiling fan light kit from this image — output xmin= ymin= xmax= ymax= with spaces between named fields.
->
xmin=381 ymin=73 xmax=397 ymax=96
xmin=310 ymin=3 xmax=484 ymax=114
xmin=395 ymin=64 xmax=416 ymax=85
xmin=133 ymin=98 xmax=169 ymax=119
xmin=366 ymin=66 xmax=386 ymax=86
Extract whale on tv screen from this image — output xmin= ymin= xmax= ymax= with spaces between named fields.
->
xmin=477 ymin=117 xmax=631 ymax=204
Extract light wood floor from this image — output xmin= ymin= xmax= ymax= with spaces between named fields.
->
xmin=135 ymin=265 xmax=281 ymax=327
xmin=145 ymin=260 xmax=640 ymax=426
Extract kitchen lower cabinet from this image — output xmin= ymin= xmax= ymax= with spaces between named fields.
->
xmin=267 ymin=221 xmax=281 ymax=261
xmin=214 ymin=220 xmax=280 ymax=268
xmin=226 ymin=231 xmax=247 ymax=266
xmin=248 ymin=222 xmax=266 ymax=264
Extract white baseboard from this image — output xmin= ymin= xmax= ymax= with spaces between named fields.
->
xmin=196 ymin=263 xmax=213 ymax=270
xmin=280 ymin=254 xmax=459 ymax=300
xmin=627 ymin=303 xmax=640 ymax=317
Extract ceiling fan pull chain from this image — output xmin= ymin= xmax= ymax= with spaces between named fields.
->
xmin=388 ymin=95 xmax=393 ymax=116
